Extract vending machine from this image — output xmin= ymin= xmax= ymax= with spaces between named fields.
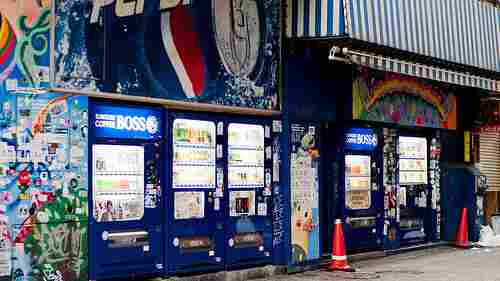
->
xmin=341 ymin=128 xmax=384 ymax=251
xmin=88 ymin=102 xmax=165 ymax=280
xmin=396 ymin=136 xmax=431 ymax=245
xmin=167 ymin=113 xmax=272 ymax=274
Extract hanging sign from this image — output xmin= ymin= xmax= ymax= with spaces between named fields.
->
xmin=345 ymin=128 xmax=378 ymax=151
xmin=93 ymin=105 xmax=163 ymax=140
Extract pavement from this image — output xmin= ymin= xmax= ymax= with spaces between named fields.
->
xmin=252 ymin=246 xmax=500 ymax=281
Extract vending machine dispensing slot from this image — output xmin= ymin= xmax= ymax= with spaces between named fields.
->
xmin=104 ymin=230 xmax=149 ymax=248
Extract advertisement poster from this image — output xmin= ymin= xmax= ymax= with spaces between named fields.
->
xmin=228 ymin=124 xmax=265 ymax=188
xmin=399 ymin=137 xmax=428 ymax=185
xmin=290 ymin=124 xmax=320 ymax=264
xmin=174 ymin=192 xmax=205 ymax=220
xmin=92 ymin=145 xmax=145 ymax=222
xmin=345 ymin=155 xmax=371 ymax=210
xmin=172 ymin=119 xmax=216 ymax=188
xmin=353 ymin=67 xmax=457 ymax=129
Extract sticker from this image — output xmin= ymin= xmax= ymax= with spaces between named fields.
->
xmin=228 ymin=239 xmax=234 ymax=247
xmin=102 ymin=231 xmax=109 ymax=241
xmin=214 ymin=198 xmax=220 ymax=211
xmin=265 ymin=170 xmax=271 ymax=187
xmin=37 ymin=211 xmax=49 ymax=223
xmin=216 ymin=257 xmax=222 ymax=262
xmin=217 ymin=144 xmax=223 ymax=159
xmin=308 ymin=126 xmax=315 ymax=135
xmin=217 ymin=168 xmax=224 ymax=188
xmin=383 ymin=221 xmax=389 ymax=235
xmin=215 ymin=188 xmax=223 ymax=198
xmin=209 ymin=250 xmax=215 ymax=256
xmin=217 ymin=122 xmax=224 ymax=136
xmin=145 ymin=184 xmax=157 ymax=208
xmin=143 ymin=245 xmax=150 ymax=252
xmin=259 ymin=246 xmax=264 ymax=252
xmin=173 ymin=238 xmax=179 ymax=247
xmin=265 ymin=126 xmax=271 ymax=138
xmin=258 ymin=202 xmax=267 ymax=216
xmin=5 ymin=79 xmax=17 ymax=91
xmin=263 ymin=188 xmax=271 ymax=196
xmin=174 ymin=192 xmax=205 ymax=219
xmin=272 ymin=120 xmax=282 ymax=133
xmin=265 ymin=146 xmax=271 ymax=160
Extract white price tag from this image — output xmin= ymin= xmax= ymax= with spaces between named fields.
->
xmin=265 ymin=126 xmax=271 ymax=138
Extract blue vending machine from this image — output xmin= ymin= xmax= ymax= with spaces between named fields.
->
xmin=88 ymin=102 xmax=165 ymax=280
xmin=341 ymin=128 xmax=384 ymax=251
xmin=396 ymin=135 xmax=433 ymax=245
xmin=167 ymin=113 xmax=273 ymax=274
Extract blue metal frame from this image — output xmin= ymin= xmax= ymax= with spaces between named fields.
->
xmin=88 ymin=100 xmax=166 ymax=280
xmin=340 ymin=126 xmax=384 ymax=252
xmin=166 ymin=111 xmax=225 ymax=274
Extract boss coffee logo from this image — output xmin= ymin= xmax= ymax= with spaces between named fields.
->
xmin=95 ymin=114 xmax=159 ymax=134
xmin=345 ymin=128 xmax=378 ymax=151
xmin=345 ymin=133 xmax=377 ymax=146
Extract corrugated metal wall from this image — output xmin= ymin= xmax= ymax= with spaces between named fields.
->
xmin=285 ymin=0 xmax=500 ymax=73
xmin=479 ymin=131 xmax=500 ymax=192
xmin=346 ymin=0 xmax=500 ymax=72
xmin=285 ymin=0 xmax=345 ymax=38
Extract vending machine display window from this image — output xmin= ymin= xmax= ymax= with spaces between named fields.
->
xmin=172 ymin=119 xmax=216 ymax=188
xmin=399 ymin=137 xmax=428 ymax=185
xmin=228 ymin=123 xmax=265 ymax=188
xmin=92 ymin=145 xmax=145 ymax=222
xmin=345 ymin=155 xmax=371 ymax=210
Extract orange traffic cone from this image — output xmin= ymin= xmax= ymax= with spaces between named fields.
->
xmin=327 ymin=219 xmax=355 ymax=272
xmin=454 ymin=208 xmax=471 ymax=248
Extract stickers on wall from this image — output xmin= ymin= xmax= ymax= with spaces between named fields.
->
xmin=174 ymin=192 xmax=205 ymax=220
xmin=290 ymin=124 xmax=320 ymax=264
xmin=272 ymin=120 xmax=282 ymax=133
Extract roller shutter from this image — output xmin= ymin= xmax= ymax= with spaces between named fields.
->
xmin=479 ymin=131 xmax=500 ymax=191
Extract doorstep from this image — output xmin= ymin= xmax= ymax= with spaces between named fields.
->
xmin=154 ymin=265 xmax=286 ymax=281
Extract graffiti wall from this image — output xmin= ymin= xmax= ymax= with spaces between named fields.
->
xmin=353 ymin=67 xmax=457 ymax=130
xmin=0 ymin=93 xmax=88 ymax=281
xmin=0 ymin=2 xmax=89 ymax=280
xmin=54 ymin=0 xmax=281 ymax=110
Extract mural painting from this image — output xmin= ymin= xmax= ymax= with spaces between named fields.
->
xmin=353 ymin=67 xmax=457 ymax=130
xmin=290 ymin=124 xmax=320 ymax=264
xmin=0 ymin=2 xmax=89 ymax=281
xmin=54 ymin=0 xmax=281 ymax=110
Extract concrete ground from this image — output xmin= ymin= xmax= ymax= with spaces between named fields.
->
xmin=254 ymin=246 xmax=500 ymax=281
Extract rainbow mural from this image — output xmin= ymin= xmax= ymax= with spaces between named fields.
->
xmin=0 ymin=14 xmax=16 ymax=82
xmin=353 ymin=68 xmax=457 ymax=130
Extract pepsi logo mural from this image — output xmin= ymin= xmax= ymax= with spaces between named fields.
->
xmin=55 ymin=0 xmax=280 ymax=110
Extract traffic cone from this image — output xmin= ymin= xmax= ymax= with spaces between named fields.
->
xmin=454 ymin=208 xmax=471 ymax=248
xmin=327 ymin=219 xmax=355 ymax=272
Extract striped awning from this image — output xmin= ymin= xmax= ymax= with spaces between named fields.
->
xmin=342 ymin=48 xmax=500 ymax=93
